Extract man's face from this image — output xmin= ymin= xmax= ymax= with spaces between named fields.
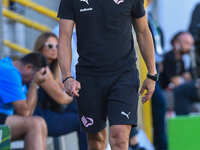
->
xmin=179 ymin=33 xmax=194 ymax=54
xmin=21 ymin=64 xmax=37 ymax=85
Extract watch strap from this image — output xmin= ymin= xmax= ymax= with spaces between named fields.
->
xmin=147 ymin=73 xmax=159 ymax=81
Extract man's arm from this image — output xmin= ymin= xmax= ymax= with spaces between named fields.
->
xmin=170 ymin=72 xmax=192 ymax=88
xmin=132 ymin=14 xmax=157 ymax=103
xmin=58 ymin=19 xmax=81 ymax=97
xmin=12 ymin=67 xmax=48 ymax=116
xmin=39 ymin=70 xmax=73 ymax=105
xmin=58 ymin=19 xmax=74 ymax=79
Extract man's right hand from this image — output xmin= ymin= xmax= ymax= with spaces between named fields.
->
xmin=32 ymin=66 xmax=50 ymax=85
xmin=64 ymin=78 xmax=81 ymax=97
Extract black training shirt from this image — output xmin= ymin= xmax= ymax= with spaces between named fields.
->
xmin=58 ymin=0 xmax=145 ymax=76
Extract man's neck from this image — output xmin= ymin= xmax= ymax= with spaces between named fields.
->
xmin=12 ymin=60 xmax=22 ymax=71
xmin=173 ymin=49 xmax=182 ymax=60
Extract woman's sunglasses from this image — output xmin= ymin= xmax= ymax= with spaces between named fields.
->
xmin=45 ymin=43 xmax=58 ymax=49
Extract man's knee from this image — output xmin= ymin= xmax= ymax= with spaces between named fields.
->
xmin=87 ymin=128 xmax=107 ymax=150
xmin=109 ymin=125 xmax=131 ymax=148
xmin=110 ymin=131 xmax=129 ymax=146
xmin=34 ymin=117 xmax=47 ymax=128
xmin=32 ymin=117 xmax=47 ymax=130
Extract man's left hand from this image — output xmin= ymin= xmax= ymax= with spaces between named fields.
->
xmin=139 ymin=78 xmax=156 ymax=104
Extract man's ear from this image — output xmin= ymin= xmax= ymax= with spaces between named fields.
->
xmin=25 ymin=64 xmax=34 ymax=74
xmin=175 ymin=43 xmax=181 ymax=51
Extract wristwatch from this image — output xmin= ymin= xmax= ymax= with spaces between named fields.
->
xmin=147 ymin=73 xmax=159 ymax=81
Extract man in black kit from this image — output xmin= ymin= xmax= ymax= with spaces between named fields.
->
xmin=57 ymin=0 xmax=157 ymax=149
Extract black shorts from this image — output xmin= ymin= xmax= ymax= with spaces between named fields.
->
xmin=76 ymin=67 xmax=140 ymax=133
xmin=0 ymin=113 xmax=8 ymax=124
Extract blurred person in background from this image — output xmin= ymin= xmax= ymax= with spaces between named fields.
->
xmin=174 ymin=7 xmax=200 ymax=115
xmin=159 ymin=31 xmax=194 ymax=112
xmin=33 ymin=32 xmax=88 ymax=150
xmin=129 ymin=128 xmax=146 ymax=150
xmin=0 ymin=52 xmax=49 ymax=150
xmin=174 ymin=78 xmax=200 ymax=115
xmin=188 ymin=3 xmax=200 ymax=41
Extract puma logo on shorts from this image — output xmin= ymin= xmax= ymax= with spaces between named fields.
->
xmin=121 ymin=111 xmax=131 ymax=119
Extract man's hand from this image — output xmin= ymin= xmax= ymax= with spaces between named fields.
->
xmin=64 ymin=78 xmax=81 ymax=97
xmin=182 ymin=71 xmax=192 ymax=82
xmin=32 ymin=66 xmax=49 ymax=85
xmin=139 ymin=78 xmax=156 ymax=104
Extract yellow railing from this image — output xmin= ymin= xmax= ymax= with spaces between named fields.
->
xmin=3 ymin=9 xmax=52 ymax=32
xmin=2 ymin=0 xmax=9 ymax=7
xmin=4 ymin=40 xmax=31 ymax=54
xmin=2 ymin=0 xmax=58 ymax=54
xmin=10 ymin=0 xmax=59 ymax=21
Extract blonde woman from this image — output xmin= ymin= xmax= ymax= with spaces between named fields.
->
xmin=33 ymin=32 xmax=87 ymax=150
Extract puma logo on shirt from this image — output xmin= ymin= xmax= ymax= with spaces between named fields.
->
xmin=80 ymin=0 xmax=89 ymax=5
xmin=113 ymin=0 xmax=124 ymax=4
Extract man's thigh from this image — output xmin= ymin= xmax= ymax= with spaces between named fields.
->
xmin=5 ymin=115 xmax=42 ymax=141
xmin=107 ymin=68 xmax=140 ymax=127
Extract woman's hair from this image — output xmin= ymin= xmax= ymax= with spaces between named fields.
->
xmin=33 ymin=32 xmax=60 ymax=82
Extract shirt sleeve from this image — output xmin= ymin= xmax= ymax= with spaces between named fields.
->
xmin=0 ymin=69 xmax=26 ymax=104
xmin=57 ymin=0 xmax=75 ymax=20
xmin=131 ymin=0 xmax=146 ymax=19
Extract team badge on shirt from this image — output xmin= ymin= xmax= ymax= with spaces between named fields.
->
xmin=113 ymin=0 xmax=124 ymax=4
xmin=80 ymin=0 xmax=89 ymax=5
xmin=81 ymin=116 xmax=94 ymax=127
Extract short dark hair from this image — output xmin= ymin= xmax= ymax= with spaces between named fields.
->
xmin=20 ymin=52 xmax=48 ymax=70
xmin=170 ymin=31 xmax=188 ymax=45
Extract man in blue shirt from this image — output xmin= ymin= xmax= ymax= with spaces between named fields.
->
xmin=0 ymin=52 xmax=49 ymax=150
